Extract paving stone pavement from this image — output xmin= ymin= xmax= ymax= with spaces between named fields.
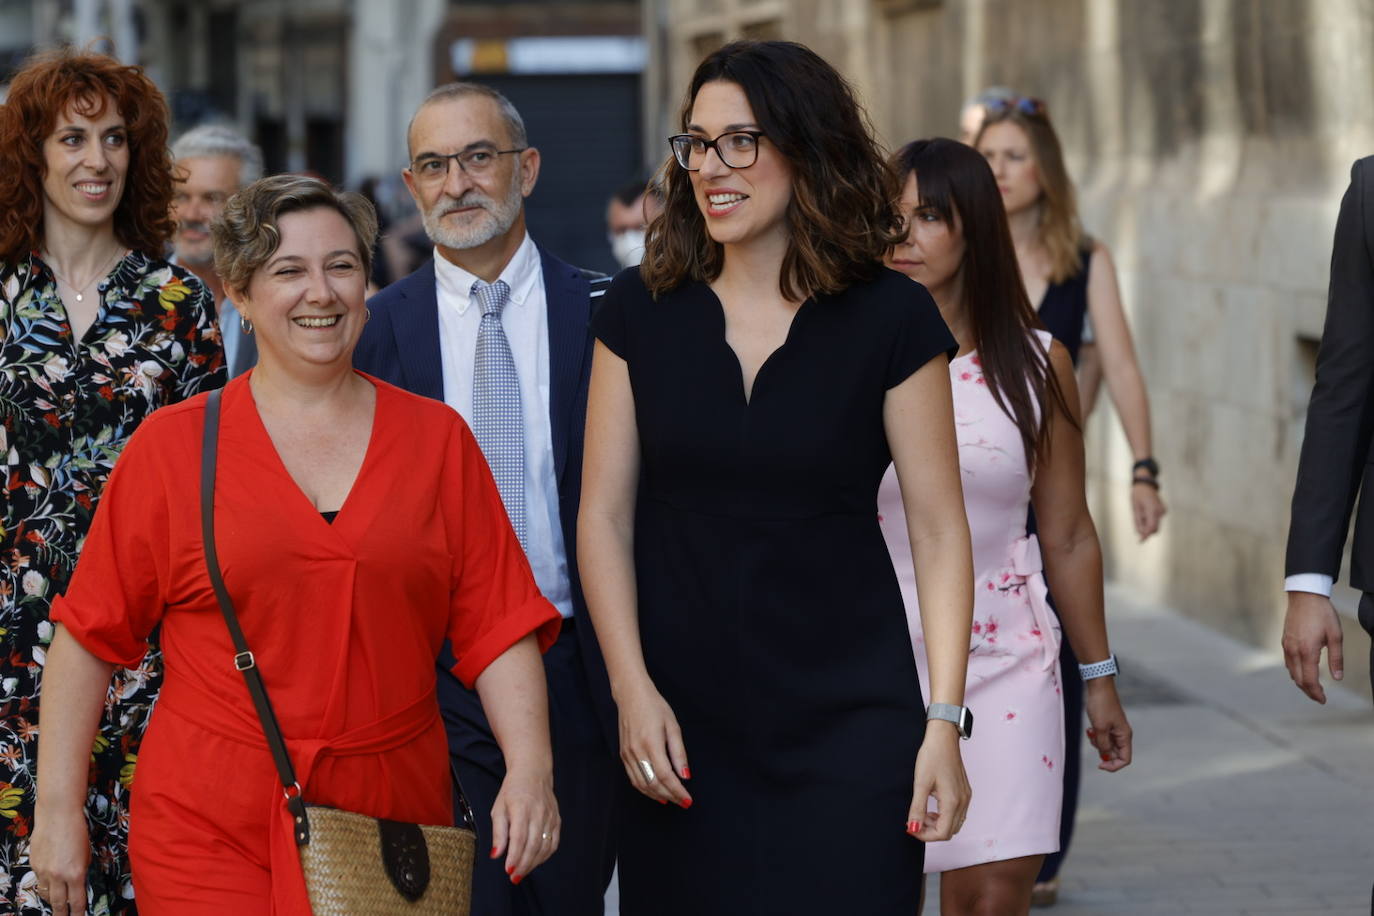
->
xmin=608 ymin=583 xmax=1374 ymax=914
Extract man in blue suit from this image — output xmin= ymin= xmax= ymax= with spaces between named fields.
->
xmin=355 ymin=83 xmax=617 ymax=915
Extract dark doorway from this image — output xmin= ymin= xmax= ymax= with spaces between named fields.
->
xmin=477 ymin=73 xmax=642 ymax=275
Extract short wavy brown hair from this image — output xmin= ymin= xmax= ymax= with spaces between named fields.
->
xmin=641 ymin=41 xmax=903 ymax=301
xmin=0 ymin=48 xmax=176 ymax=264
xmin=212 ymin=175 xmax=377 ymax=296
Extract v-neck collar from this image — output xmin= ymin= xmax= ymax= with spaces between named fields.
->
xmin=703 ymin=283 xmax=811 ymax=406
xmin=237 ymin=371 xmax=384 ymax=535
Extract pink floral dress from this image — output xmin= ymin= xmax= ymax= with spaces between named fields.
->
xmin=877 ymin=330 xmax=1064 ymax=872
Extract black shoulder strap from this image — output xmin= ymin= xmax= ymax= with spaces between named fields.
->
xmin=201 ymin=388 xmax=312 ymax=842
xmin=582 ymin=269 xmax=612 ymax=299
xmin=585 ymin=271 xmax=612 ymax=321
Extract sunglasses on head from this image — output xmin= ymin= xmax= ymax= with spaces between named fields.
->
xmin=983 ymin=96 xmax=1049 ymax=118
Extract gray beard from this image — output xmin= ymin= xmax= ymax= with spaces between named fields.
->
xmin=421 ymin=174 xmax=523 ymax=250
xmin=173 ymin=245 xmax=215 ymax=266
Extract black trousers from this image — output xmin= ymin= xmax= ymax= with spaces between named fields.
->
xmin=1361 ymin=593 xmax=1374 ymax=700
xmin=439 ymin=622 xmax=618 ymax=916
xmin=1037 ymin=628 xmax=1082 ymax=884
xmin=1360 ymin=594 xmax=1374 ymax=915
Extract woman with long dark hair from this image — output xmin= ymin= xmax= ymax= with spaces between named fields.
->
xmin=0 ymin=49 xmax=223 ymax=913
xmin=579 ymin=41 xmax=974 ymax=913
xmin=877 ymin=138 xmax=1133 ymax=914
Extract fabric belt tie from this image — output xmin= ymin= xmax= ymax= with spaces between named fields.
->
xmin=159 ymin=683 xmax=441 ymax=915
xmin=1008 ymin=533 xmax=1062 ymax=671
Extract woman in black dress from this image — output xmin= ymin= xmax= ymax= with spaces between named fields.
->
xmin=579 ymin=41 xmax=975 ymax=914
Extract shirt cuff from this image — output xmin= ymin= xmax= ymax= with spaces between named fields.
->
xmin=1284 ymin=573 xmax=1333 ymax=597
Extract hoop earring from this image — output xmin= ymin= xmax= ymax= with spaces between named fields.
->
xmin=364 ymin=307 xmax=371 ymax=322
xmin=240 ymin=314 xmax=254 ymax=335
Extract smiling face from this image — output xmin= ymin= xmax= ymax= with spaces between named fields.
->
xmin=403 ymin=94 xmax=537 ymax=255
xmin=41 ymin=96 xmax=129 ymax=236
xmin=977 ymin=120 xmax=1041 ymax=216
xmin=886 ymin=172 xmax=967 ymax=301
xmin=233 ymin=207 xmax=368 ymax=371
xmin=685 ymin=80 xmax=793 ymax=252
xmin=172 ymin=154 xmax=242 ymax=266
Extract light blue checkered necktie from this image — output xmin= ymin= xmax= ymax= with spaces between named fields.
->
xmin=471 ymin=279 xmax=526 ymax=549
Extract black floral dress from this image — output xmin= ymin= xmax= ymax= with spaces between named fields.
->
xmin=0 ymin=252 xmax=224 ymax=915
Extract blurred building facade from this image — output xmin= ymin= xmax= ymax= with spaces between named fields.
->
xmin=646 ymin=0 xmax=1374 ymax=691
xmin=2 ymin=0 xmax=645 ymax=272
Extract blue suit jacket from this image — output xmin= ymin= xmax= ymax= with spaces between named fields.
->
xmin=354 ymin=246 xmax=616 ymax=751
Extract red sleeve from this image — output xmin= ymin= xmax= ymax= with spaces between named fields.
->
xmin=442 ymin=416 xmax=560 ymax=688
xmin=49 ymin=414 xmax=174 ymax=667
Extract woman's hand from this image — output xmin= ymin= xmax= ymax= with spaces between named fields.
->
xmin=1130 ymin=482 xmax=1166 ymax=541
xmin=1084 ymin=678 xmax=1133 ymax=772
xmin=30 ymin=802 xmax=91 ymax=915
xmin=907 ymin=723 xmax=971 ymax=841
xmin=616 ymin=679 xmax=692 ymax=808
xmin=489 ymin=765 xmax=559 ymax=885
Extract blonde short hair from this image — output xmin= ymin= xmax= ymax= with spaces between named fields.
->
xmin=212 ymin=175 xmax=377 ymax=295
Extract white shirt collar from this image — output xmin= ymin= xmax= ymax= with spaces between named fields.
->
xmin=433 ymin=232 xmax=540 ymax=316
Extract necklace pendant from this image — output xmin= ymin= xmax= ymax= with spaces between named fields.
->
xmin=75 ymin=292 xmax=84 ymax=302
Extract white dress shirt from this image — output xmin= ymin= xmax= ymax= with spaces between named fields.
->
xmin=1285 ymin=573 xmax=1333 ymax=596
xmin=433 ymin=234 xmax=573 ymax=618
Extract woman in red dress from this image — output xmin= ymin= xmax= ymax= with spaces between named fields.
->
xmin=29 ymin=175 xmax=562 ymax=914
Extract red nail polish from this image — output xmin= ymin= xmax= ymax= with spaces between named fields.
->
xmin=681 ymin=766 xmax=691 ymax=780
xmin=906 ymin=820 xmax=920 ymax=834
xmin=489 ymin=846 xmax=499 ymax=859
xmin=1099 ymin=752 xmax=1111 ymax=762
xmin=511 ymin=874 xmax=523 ymax=885
xmin=679 ymin=797 xmax=693 ymax=809
xmin=506 ymin=865 xmax=514 ymax=875
xmin=658 ymin=798 xmax=667 ymax=805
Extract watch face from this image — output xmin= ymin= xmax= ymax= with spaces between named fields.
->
xmin=960 ymin=708 xmax=974 ymax=739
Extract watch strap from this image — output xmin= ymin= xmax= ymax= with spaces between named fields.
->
xmin=926 ymin=703 xmax=973 ymax=739
xmin=1079 ymin=654 xmax=1119 ymax=680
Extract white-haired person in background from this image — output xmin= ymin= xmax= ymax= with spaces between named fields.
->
xmin=171 ymin=123 xmax=264 ymax=377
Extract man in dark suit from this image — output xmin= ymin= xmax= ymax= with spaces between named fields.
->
xmin=355 ymin=83 xmax=617 ymax=916
xmin=1284 ymin=157 xmax=1374 ymax=707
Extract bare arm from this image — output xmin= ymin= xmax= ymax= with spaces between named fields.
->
xmin=1085 ymin=242 xmax=1166 ymax=539
xmin=32 ymin=624 xmax=116 ymax=916
xmin=578 ymin=341 xmax=692 ymax=807
xmin=1076 ymin=342 xmax=1104 ymax=415
xmin=883 ymin=357 xmax=974 ymax=841
xmin=1031 ymin=342 xmax=1132 ymax=771
xmin=474 ymin=634 xmax=558 ymax=882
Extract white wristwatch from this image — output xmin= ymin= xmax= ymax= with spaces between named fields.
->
xmin=926 ymin=703 xmax=974 ymax=739
xmin=1078 ymin=654 xmax=1119 ymax=681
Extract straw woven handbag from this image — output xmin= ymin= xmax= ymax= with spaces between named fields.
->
xmin=200 ymin=389 xmax=476 ymax=914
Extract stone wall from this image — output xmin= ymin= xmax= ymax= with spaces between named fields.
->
xmin=649 ymin=0 xmax=1374 ymax=692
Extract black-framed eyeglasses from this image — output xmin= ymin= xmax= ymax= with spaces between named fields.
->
xmin=983 ymin=96 xmax=1048 ymax=119
xmin=408 ymin=147 xmax=527 ymax=183
xmin=668 ymin=131 xmax=765 ymax=171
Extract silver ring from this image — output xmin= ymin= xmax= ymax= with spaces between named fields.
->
xmin=637 ymin=759 xmax=656 ymax=782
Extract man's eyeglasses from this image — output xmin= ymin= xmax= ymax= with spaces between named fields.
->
xmin=408 ymin=147 xmax=527 ymax=184
xmin=668 ymin=131 xmax=765 ymax=171
xmin=983 ymin=96 xmax=1049 ymax=119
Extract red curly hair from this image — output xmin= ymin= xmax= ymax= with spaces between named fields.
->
xmin=0 ymin=48 xmax=176 ymax=264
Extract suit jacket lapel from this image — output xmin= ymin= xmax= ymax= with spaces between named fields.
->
xmin=540 ymin=247 xmax=590 ymax=485
xmin=389 ymin=260 xmax=445 ymax=401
